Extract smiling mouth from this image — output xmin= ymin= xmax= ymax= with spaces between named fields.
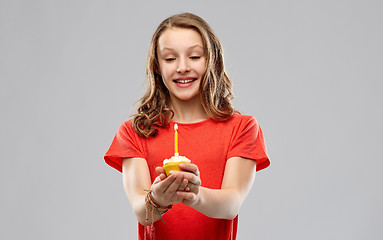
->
xmin=173 ymin=79 xmax=197 ymax=84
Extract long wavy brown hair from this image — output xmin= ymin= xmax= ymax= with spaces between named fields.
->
xmin=133 ymin=13 xmax=238 ymax=137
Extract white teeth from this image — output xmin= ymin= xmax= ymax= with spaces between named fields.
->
xmin=176 ymin=79 xmax=195 ymax=83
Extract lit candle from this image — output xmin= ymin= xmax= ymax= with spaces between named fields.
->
xmin=174 ymin=124 xmax=179 ymax=156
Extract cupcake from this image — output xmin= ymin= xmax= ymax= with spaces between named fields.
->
xmin=163 ymin=154 xmax=191 ymax=176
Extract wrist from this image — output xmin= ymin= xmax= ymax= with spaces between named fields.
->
xmin=150 ymin=189 xmax=171 ymax=208
xmin=144 ymin=189 xmax=172 ymax=226
xmin=147 ymin=190 xmax=173 ymax=210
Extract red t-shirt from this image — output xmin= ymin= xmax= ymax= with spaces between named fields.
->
xmin=104 ymin=114 xmax=270 ymax=240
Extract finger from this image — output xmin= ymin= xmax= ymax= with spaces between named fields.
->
xmin=159 ymin=173 xmax=167 ymax=181
xmin=176 ymin=191 xmax=196 ymax=201
xmin=178 ymin=178 xmax=188 ymax=191
xmin=154 ymin=174 xmax=176 ymax=193
xmin=184 ymin=182 xmax=199 ymax=194
xmin=154 ymin=173 xmax=167 ymax=184
xmin=179 ymin=163 xmax=200 ymax=176
xmin=155 ymin=166 xmax=166 ymax=175
xmin=164 ymin=173 xmax=184 ymax=193
xmin=153 ymin=176 xmax=161 ymax=184
xmin=179 ymin=171 xmax=200 ymax=185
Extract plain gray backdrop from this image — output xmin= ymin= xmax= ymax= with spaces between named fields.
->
xmin=1 ymin=0 xmax=382 ymax=239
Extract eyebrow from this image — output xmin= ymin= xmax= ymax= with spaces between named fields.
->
xmin=160 ymin=44 xmax=203 ymax=52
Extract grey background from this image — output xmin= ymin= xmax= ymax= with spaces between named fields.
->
xmin=1 ymin=0 xmax=382 ymax=239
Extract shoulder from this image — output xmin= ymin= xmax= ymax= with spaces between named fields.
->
xmin=219 ymin=114 xmax=262 ymax=138
xmin=230 ymin=114 xmax=256 ymax=122
xmin=225 ymin=114 xmax=259 ymax=127
xmin=118 ymin=119 xmax=134 ymax=133
xmin=115 ymin=119 xmax=140 ymax=139
xmin=120 ymin=119 xmax=134 ymax=129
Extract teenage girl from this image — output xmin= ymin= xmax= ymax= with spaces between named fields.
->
xmin=105 ymin=12 xmax=270 ymax=240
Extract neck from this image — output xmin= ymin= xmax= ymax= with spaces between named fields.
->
xmin=169 ymin=94 xmax=209 ymax=123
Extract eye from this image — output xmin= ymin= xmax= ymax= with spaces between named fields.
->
xmin=190 ymin=56 xmax=201 ymax=60
xmin=165 ymin=58 xmax=176 ymax=62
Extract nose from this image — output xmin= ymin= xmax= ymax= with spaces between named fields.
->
xmin=176 ymin=57 xmax=191 ymax=73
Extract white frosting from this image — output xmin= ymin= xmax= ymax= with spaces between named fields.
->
xmin=163 ymin=155 xmax=191 ymax=165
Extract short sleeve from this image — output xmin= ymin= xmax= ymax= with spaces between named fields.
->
xmin=227 ymin=116 xmax=270 ymax=171
xmin=104 ymin=120 xmax=145 ymax=172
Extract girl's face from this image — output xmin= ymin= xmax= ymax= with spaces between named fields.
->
xmin=157 ymin=27 xmax=207 ymax=103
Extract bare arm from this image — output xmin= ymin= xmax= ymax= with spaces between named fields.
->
xmin=176 ymin=156 xmax=257 ymax=219
xmin=122 ymin=157 xmax=188 ymax=225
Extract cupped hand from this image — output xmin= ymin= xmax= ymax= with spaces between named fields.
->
xmin=155 ymin=166 xmax=191 ymax=191
xmin=175 ymin=163 xmax=202 ymax=206
xmin=150 ymin=166 xmax=189 ymax=207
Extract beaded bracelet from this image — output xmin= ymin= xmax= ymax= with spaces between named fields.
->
xmin=145 ymin=189 xmax=173 ymax=228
